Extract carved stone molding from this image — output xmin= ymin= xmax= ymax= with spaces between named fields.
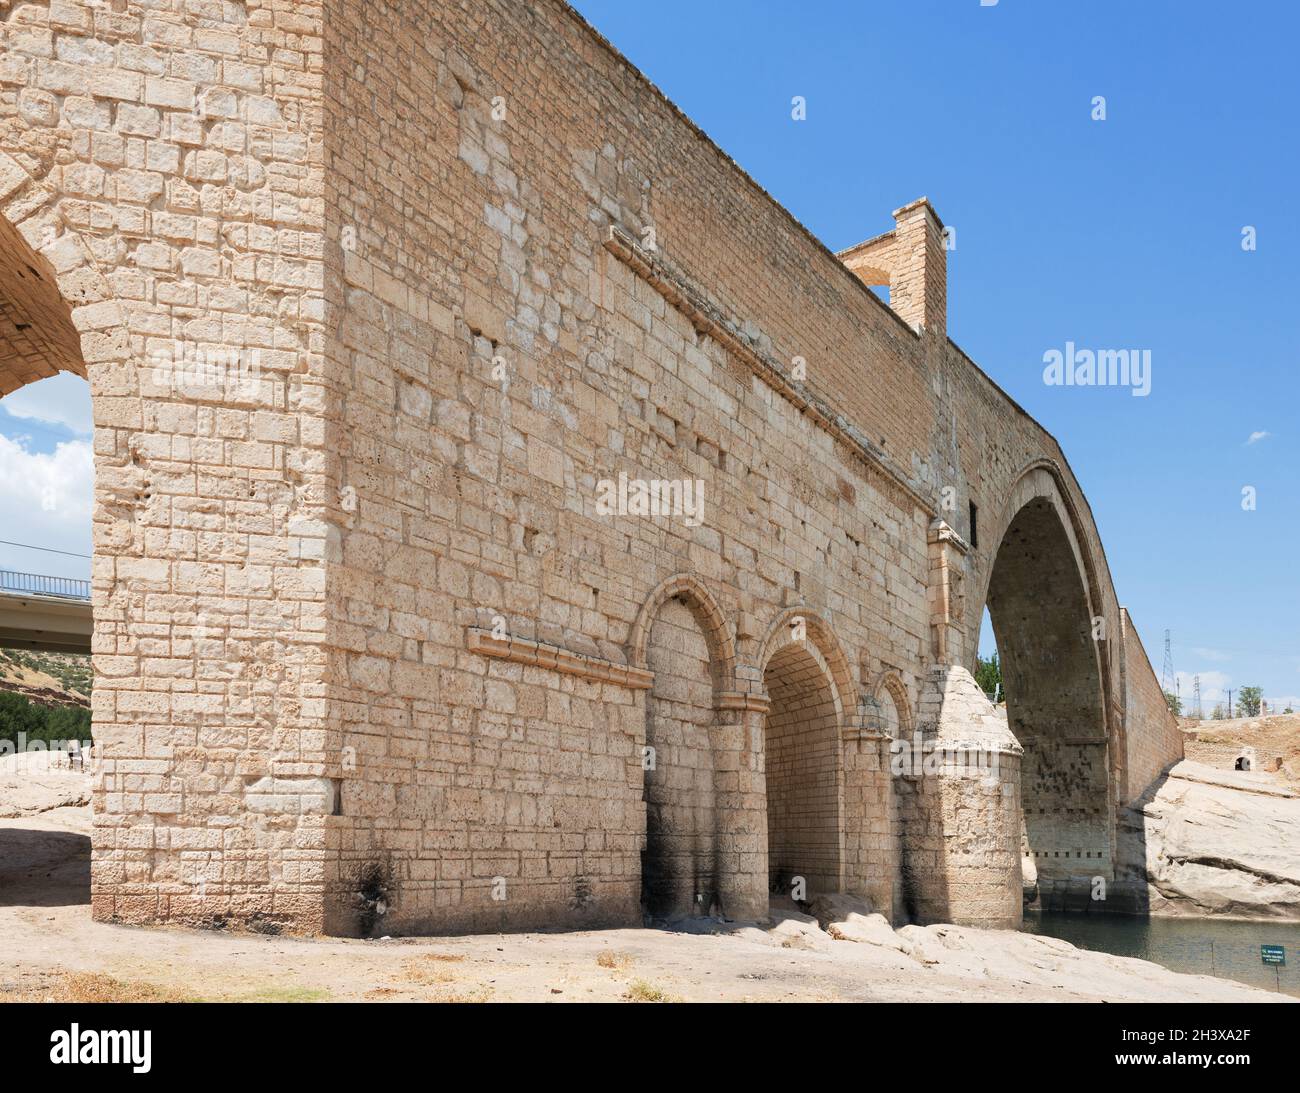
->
xmin=466 ymin=628 xmax=654 ymax=690
xmin=717 ymin=690 xmax=771 ymax=714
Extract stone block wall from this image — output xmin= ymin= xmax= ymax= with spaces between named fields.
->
xmin=315 ymin=0 xmax=941 ymax=933
xmin=1120 ymin=608 xmax=1184 ymax=802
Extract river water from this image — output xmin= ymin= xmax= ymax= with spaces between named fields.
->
xmin=1022 ymin=912 xmax=1300 ymax=997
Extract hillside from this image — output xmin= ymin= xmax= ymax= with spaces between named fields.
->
xmin=0 ymin=649 xmax=92 ymax=710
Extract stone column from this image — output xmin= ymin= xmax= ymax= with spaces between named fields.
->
xmin=840 ymin=712 xmax=895 ymax=915
xmin=714 ymin=685 xmax=770 ymax=922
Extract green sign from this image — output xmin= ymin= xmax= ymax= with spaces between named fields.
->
xmin=1261 ymin=945 xmax=1285 ymax=966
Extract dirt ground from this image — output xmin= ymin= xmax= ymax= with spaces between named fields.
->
xmin=0 ymin=802 xmax=1289 ymax=1003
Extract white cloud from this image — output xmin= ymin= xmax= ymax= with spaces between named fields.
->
xmin=1246 ymin=430 xmax=1271 ymax=445
xmin=0 ymin=433 xmax=93 ymax=579
xmin=1190 ymin=646 xmax=1230 ymax=662
xmin=0 ymin=372 xmax=92 ymax=436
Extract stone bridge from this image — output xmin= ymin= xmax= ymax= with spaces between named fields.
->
xmin=0 ymin=0 xmax=1181 ymax=934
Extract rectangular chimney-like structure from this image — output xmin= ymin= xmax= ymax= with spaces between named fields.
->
xmin=838 ymin=197 xmax=947 ymax=338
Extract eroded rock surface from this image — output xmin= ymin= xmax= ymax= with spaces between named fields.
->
xmin=1117 ymin=760 xmax=1300 ymax=918
xmin=0 ymin=752 xmax=90 ymax=819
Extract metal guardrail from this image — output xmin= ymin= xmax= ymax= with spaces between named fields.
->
xmin=0 ymin=569 xmax=91 ymax=601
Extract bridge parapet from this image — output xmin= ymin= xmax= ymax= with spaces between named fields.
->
xmin=0 ymin=569 xmax=91 ymax=602
xmin=0 ymin=571 xmax=92 ymax=654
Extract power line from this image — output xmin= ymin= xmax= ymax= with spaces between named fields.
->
xmin=0 ymin=539 xmax=92 ymax=559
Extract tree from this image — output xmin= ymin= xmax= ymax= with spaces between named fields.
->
xmin=1238 ymin=686 xmax=1263 ymax=717
xmin=1211 ymin=703 xmax=1225 ymax=720
xmin=0 ymin=692 xmax=92 ymax=746
xmin=1163 ymin=690 xmax=1182 ymax=716
xmin=975 ymin=651 xmax=1002 ymax=700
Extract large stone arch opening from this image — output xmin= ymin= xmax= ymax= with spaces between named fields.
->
xmin=0 ymin=209 xmax=99 ymax=607
xmin=0 ymin=213 xmax=95 ymax=602
xmin=761 ymin=636 xmax=844 ymax=899
xmin=983 ymin=495 xmax=1112 ymax=891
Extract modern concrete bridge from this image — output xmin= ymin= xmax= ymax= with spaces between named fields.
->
xmin=0 ymin=571 xmax=92 ymax=655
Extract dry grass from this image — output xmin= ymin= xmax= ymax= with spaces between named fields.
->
xmin=596 ymin=950 xmax=633 ymax=971
xmin=623 ymin=978 xmax=679 ymax=1003
xmin=233 ymin=985 xmax=331 ymax=1003
xmin=0 ymin=970 xmax=194 ymax=1003
xmin=394 ymin=954 xmax=489 ymax=1002
xmin=400 ymin=955 xmax=461 ymax=986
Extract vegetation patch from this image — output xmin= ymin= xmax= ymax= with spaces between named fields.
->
xmin=623 ymin=979 xmax=678 ymax=1003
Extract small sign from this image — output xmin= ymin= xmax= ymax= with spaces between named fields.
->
xmin=1261 ymin=945 xmax=1285 ymax=966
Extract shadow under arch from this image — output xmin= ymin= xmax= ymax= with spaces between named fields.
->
xmin=0 ymin=215 xmax=87 ymax=394
xmin=756 ymin=606 xmax=857 ymax=719
xmin=977 ymin=463 xmax=1116 ymax=906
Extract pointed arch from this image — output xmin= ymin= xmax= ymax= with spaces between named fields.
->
xmin=973 ymin=460 xmax=1109 ymax=654
xmin=756 ymin=607 xmax=852 ymax=897
xmin=976 ymin=460 xmax=1117 ymax=885
xmin=0 ymin=185 xmax=132 ymax=396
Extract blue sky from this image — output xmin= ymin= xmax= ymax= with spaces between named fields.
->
xmin=0 ymin=373 xmax=92 ymax=584
xmin=568 ymin=0 xmax=1300 ymax=709
xmin=2 ymin=1 xmax=1296 ymax=709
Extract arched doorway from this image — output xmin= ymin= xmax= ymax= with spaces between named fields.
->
xmin=983 ymin=496 xmax=1111 ymax=888
xmin=632 ymin=576 xmax=736 ymax=920
xmin=762 ymin=640 xmax=843 ymax=899
xmin=641 ymin=593 xmax=719 ymax=917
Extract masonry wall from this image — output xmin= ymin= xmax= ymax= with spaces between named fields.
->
xmin=643 ymin=598 xmax=718 ymax=917
xmin=1121 ymin=608 xmax=1184 ymax=802
xmin=317 ymin=0 xmax=939 ymax=933
xmin=0 ymin=0 xmax=334 ymax=931
xmin=309 ymin=0 xmax=1182 ymax=934
xmin=763 ymin=643 xmax=842 ymax=896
